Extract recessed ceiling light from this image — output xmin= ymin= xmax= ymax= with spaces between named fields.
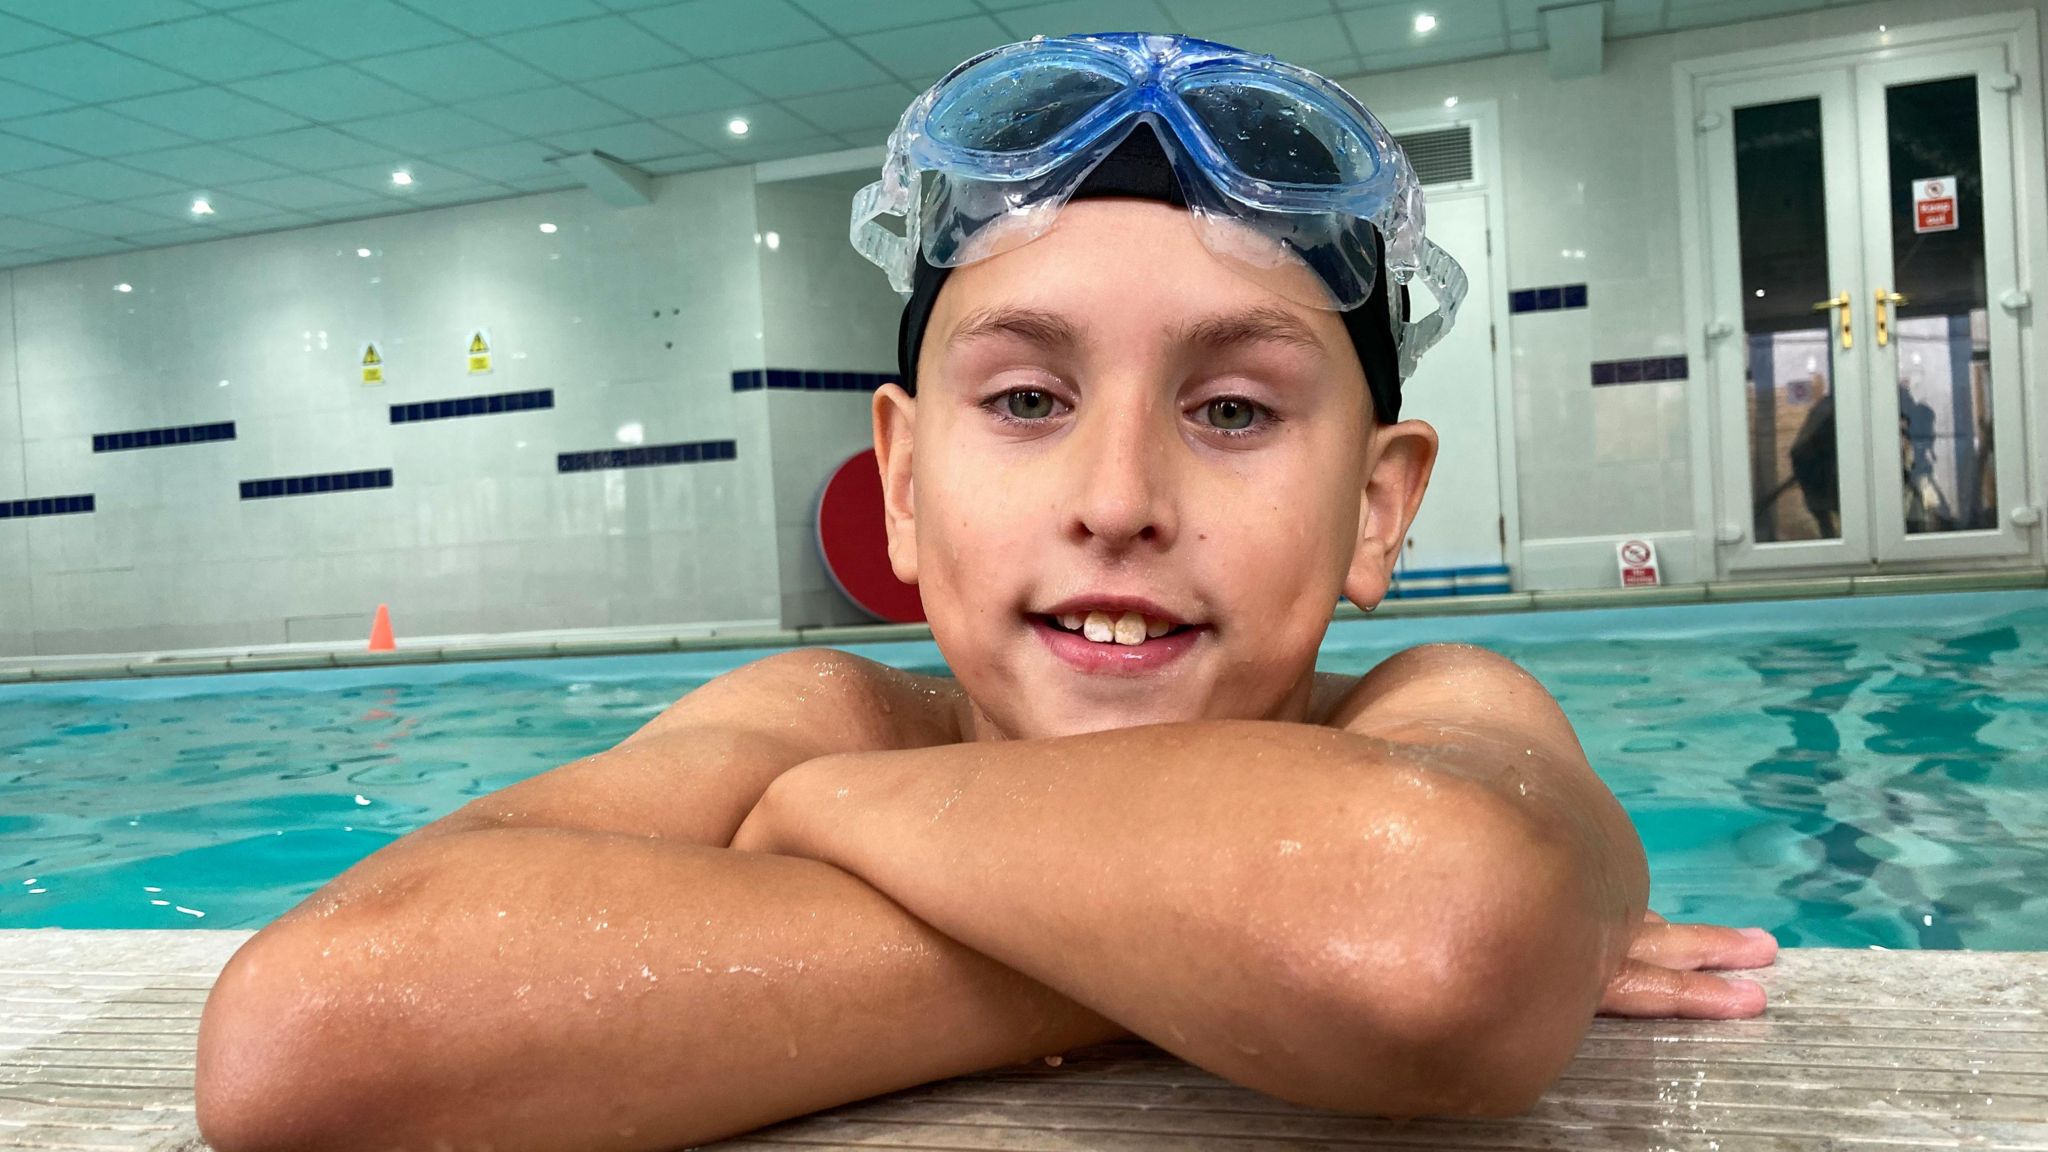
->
xmin=391 ymin=170 xmax=413 ymax=186
xmin=356 ymin=247 xmax=372 ymax=257
xmin=190 ymin=197 xmax=213 ymax=215
xmin=114 ymin=282 xmax=132 ymax=292
xmin=1415 ymin=13 xmax=1438 ymax=33
xmin=1878 ymin=23 xmax=1887 ymax=31
xmin=615 ymin=421 xmax=644 ymax=445
xmin=538 ymin=222 xmax=557 ymax=234
xmin=764 ymin=230 xmax=780 ymax=250
xmin=1443 ymin=96 xmax=1458 ymax=108
xmin=726 ymin=116 xmax=750 ymax=136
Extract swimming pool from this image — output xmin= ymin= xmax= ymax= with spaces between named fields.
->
xmin=4 ymin=588 xmax=2043 ymax=948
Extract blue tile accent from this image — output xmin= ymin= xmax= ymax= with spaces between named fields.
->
xmin=1387 ymin=563 xmax=1512 ymax=598
xmin=391 ymin=389 xmax=552 ymax=423
xmin=734 ymin=368 xmax=893 ymax=392
xmin=93 ymin=421 xmax=234 ymax=452
xmin=557 ymin=439 xmax=737 ymax=473
xmin=1508 ymin=284 xmax=1588 ymax=314
xmin=240 ymin=468 xmax=392 ymax=500
xmin=1591 ymin=354 xmax=1692 ymax=388
xmin=0 ymin=493 xmax=94 ymax=520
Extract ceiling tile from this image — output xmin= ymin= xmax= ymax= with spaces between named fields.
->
xmin=229 ymin=126 xmax=400 ymax=169
xmin=778 ymin=81 xmax=916 ymax=135
xmin=499 ymin=170 xmax=579 ymax=191
xmin=1609 ymin=0 xmax=1664 ymax=37
xmin=1358 ymin=33 xmax=1509 ymax=72
xmin=0 ymin=179 xmax=87 ymax=216
xmin=543 ymin=121 xmax=697 ymax=163
xmin=105 ymin=88 xmax=311 ymax=141
xmin=0 ymin=218 xmax=93 ymax=249
xmin=436 ymin=139 xmax=557 ymax=182
xmin=23 ymin=237 xmax=139 ymax=262
xmin=581 ymin=62 xmax=754 ymax=119
xmin=716 ymin=132 xmax=844 ymax=164
xmin=1201 ymin=14 xmax=1354 ymax=65
xmin=1 ymin=107 xmax=189 ymax=157
xmin=491 ymin=15 xmax=692 ymax=80
xmin=705 ymin=39 xmax=889 ymax=99
xmin=339 ymin=107 xmax=514 ymax=154
xmin=635 ymin=152 xmax=724 ymax=175
xmin=1341 ymin=0 xmax=1506 ymax=46
xmin=101 ymin=15 xmax=327 ymax=83
xmin=37 ymin=201 xmax=188 ymax=239
xmin=785 ymin=0 xmax=985 ymax=36
xmin=1160 ymin=0 xmax=1332 ymax=34
xmin=397 ymin=0 xmax=606 ymax=36
xmin=0 ymin=133 xmax=82 ymax=175
xmin=847 ymin=15 xmax=1010 ymax=85
xmin=129 ymin=188 xmax=277 ymax=220
xmin=325 ymin=159 xmax=489 ymax=196
xmin=456 ymin=85 xmax=634 ymax=135
xmin=353 ymin=41 xmax=554 ymax=102
xmin=0 ymin=0 xmax=204 ymax=36
xmin=118 ymin=223 xmax=227 ymax=246
xmin=0 ymin=42 xmax=193 ymax=103
xmin=992 ymin=0 xmax=1174 ymax=39
xmin=123 ymin=144 xmax=291 ymax=185
xmin=233 ymin=0 xmax=464 ymax=58
xmin=0 ymin=77 xmax=73 ymax=119
xmin=11 ymin=160 xmax=186 ymax=201
xmin=0 ymin=12 xmax=66 ymax=54
xmin=228 ymin=172 xmax=383 ymax=210
xmin=660 ymin=102 xmax=816 ymax=150
xmin=626 ymin=0 xmax=833 ymax=57
xmin=229 ymin=66 xmax=429 ymax=121
xmin=207 ymin=209 xmax=321 ymax=233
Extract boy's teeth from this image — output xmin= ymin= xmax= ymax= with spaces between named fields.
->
xmin=1145 ymin=616 xmax=1171 ymax=638
xmin=1059 ymin=612 xmax=1083 ymax=630
xmin=1081 ymin=611 xmax=1115 ymax=642
xmin=1112 ymin=611 xmax=1146 ymax=645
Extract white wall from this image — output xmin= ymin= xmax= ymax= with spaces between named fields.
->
xmin=1341 ymin=0 xmax=2048 ymax=587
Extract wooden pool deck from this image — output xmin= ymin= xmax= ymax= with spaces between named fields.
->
xmin=2 ymin=931 xmax=2042 ymax=1150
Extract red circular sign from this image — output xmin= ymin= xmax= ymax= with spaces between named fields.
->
xmin=816 ymin=449 xmax=926 ymax=623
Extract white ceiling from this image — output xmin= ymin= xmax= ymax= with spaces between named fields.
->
xmin=0 ymin=0 xmax=1871 ymax=270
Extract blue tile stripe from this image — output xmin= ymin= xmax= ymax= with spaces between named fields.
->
xmin=93 ymin=421 xmax=235 ymax=452
xmin=1592 ymin=356 xmax=1689 ymax=386
xmin=1508 ymin=284 xmax=1588 ymax=314
xmin=1387 ymin=563 xmax=1513 ymax=599
xmin=240 ymin=468 xmax=392 ymax=500
xmin=558 ymin=439 xmax=736 ymax=472
xmin=731 ymin=369 xmax=891 ymax=392
xmin=391 ymin=389 xmax=553 ymax=423
xmin=0 ymin=493 xmax=94 ymax=519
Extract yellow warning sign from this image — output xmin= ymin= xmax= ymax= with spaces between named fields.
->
xmin=466 ymin=328 xmax=492 ymax=375
xmin=360 ymin=342 xmax=383 ymax=385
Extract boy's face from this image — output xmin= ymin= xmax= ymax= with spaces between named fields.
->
xmin=873 ymin=199 xmax=1437 ymax=741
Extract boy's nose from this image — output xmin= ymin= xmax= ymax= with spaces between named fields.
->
xmin=1062 ymin=401 xmax=1179 ymax=551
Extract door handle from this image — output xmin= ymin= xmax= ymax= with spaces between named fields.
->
xmin=1875 ymin=289 xmax=1907 ymax=347
xmin=1813 ymin=291 xmax=1852 ymax=350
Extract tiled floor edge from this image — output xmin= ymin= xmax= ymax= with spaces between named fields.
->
xmin=3 ymin=568 xmax=2042 ymax=683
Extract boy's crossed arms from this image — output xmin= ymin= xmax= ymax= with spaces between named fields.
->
xmin=194 ymin=644 xmax=1772 ymax=1152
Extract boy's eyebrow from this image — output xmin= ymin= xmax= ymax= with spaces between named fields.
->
xmin=945 ymin=304 xmax=1327 ymax=357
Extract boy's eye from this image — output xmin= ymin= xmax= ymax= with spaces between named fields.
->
xmin=1204 ymin=397 xmax=1256 ymax=430
xmin=1005 ymin=389 xmax=1057 ymax=420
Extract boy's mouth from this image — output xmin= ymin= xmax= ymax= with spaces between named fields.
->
xmin=1033 ymin=608 xmax=1198 ymax=648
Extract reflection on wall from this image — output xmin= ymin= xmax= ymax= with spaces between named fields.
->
xmin=1746 ymin=329 xmax=1837 ymax=544
xmin=1894 ymin=311 xmax=1996 ymax=534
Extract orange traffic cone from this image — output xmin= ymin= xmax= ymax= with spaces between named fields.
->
xmin=367 ymin=603 xmax=396 ymax=651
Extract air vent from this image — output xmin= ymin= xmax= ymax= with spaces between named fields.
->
xmin=1394 ymin=126 xmax=1474 ymax=186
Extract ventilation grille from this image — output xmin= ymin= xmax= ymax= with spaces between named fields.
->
xmin=1394 ymin=126 xmax=1474 ymax=185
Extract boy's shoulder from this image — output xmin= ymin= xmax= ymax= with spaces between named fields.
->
xmin=1317 ymin=642 xmax=1575 ymax=755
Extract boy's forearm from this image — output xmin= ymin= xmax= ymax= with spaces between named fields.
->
xmin=195 ymin=828 xmax=1126 ymax=1152
xmin=748 ymin=719 xmax=1631 ymax=1116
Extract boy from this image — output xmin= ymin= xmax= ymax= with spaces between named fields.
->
xmin=194 ymin=32 xmax=1777 ymax=1152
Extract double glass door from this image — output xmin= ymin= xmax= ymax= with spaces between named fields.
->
xmin=1700 ymin=43 xmax=2032 ymax=573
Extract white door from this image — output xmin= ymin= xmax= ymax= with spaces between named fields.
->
xmin=1397 ymin=191 xmax=1507 ymax=588
xmin=1698 ymin=40 xmax=2034 ymax=575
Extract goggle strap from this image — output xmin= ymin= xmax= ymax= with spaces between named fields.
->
xmin=851 ymin=178 xmax=916 ymax=294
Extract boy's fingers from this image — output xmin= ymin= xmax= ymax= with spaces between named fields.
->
xmin=1628 ymin=922 xmax=1779 ymax=971
xmin=1599 ymin=960 xmax=1769 ymax=1019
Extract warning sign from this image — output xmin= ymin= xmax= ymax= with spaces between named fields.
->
xmin=1617 ymin=538 xmax=1661 ymax=587
xmin=466 ymin=329 xmax=492 ymax=375
xmin=360 ymin=342 xmax=383 ymax=385
xmin=1913 ymin=177 xmax=1958 ymax=234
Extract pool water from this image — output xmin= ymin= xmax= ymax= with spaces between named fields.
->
xmin=4 ymin=589 xmax=2044 ymax=948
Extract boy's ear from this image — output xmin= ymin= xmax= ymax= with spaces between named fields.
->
xmin=1342 ymin=418 xmax=1439 ymax=611
xmin=871 ymin=382 xmax=919 ymax=585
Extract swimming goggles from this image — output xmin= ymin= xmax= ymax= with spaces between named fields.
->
xmin=850 ymin=31 xmax=1467 ymax=379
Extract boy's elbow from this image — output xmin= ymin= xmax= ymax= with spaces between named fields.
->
xmin=1310 ymin=796 xmax=1607 ymax=1118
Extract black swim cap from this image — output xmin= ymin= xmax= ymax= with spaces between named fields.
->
xmin=893 ymin=119 xmax=1407 ymax=424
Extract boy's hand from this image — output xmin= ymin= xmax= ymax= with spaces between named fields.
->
xmin=1599 ymin=909 xmax=1778 ymax=1019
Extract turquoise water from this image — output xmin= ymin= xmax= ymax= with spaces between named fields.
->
xmin=3 ymin=589 xmax=2044 ymax=947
